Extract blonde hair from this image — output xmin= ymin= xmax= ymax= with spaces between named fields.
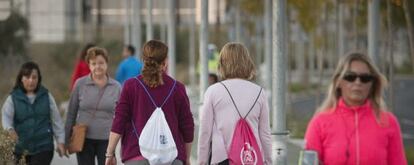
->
xmin=85 ymin=47 xmax=109 ymax=63
xmin=141 ymin=40 xmax=168 ymax=88
xmin=317 ymin=52 xmax=388 ymax=120
xmin=218 ymin=42 xmax=256 ymax=80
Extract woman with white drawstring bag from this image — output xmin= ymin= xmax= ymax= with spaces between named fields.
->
xmin=104 ymin=40 xmax=195 ymax=165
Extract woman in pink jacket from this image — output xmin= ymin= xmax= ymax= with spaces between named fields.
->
xmin=305 ymin=52 xmax=407 ymax=165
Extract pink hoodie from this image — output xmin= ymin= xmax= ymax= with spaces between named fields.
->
xmin=305 ymin=98 xmax=407 ymax=165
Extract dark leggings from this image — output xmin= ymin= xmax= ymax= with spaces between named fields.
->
xmin=76 ymin=138 xmax=109 ymax=165
xmin=218 ymin=159 xmax=229 ymax=165
xmin=14 ymin=150 xmax=54 ymax=165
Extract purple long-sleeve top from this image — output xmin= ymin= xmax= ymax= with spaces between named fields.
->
xmin=111 ymin=74 xmax=194 ymax=163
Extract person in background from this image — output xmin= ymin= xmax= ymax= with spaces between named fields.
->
xmin=304 ymin=52 xmax=407 ymax=165
xmin=208 ymin=73 xmax=219 ymax=86
xmin=197 ymin=42 xmax=272 ymax=165
xmin=70 ymin=43 xmax=95 ymax=90
xmin=1 ymin=61 xmax=67 ymax=165
xmin=115 ymin=45 xmax=143 ymax=85
xmin=65 ymin=47 xmax=121 ymax=165
xmin=105 ymin=40 xmax=194 ymax=165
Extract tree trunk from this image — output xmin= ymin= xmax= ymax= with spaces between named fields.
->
xmin=235 ymin=0 xmax=241 ymax=42
xmin=352 ymin=0 xmax=359 ymax=49
xmin=95 ymin=0 xmax=102 ymax=42
xmin=387 ymin=0 xmax=394 ymax=111
xmin=216 ymin=0 xmax=220 ymax=27
xmin=317 ymin=4 xmax=328 ymax=108
xmin=337 ymin=0 xmax=345 ymax=57
xmin=123 ymin=0 xmax=130 ymax=44
xmin=402 ymin=0 xmax=414 ymax=73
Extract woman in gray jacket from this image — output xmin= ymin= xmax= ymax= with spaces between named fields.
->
xmin=65 ymin=47 xmax=121 ymax=165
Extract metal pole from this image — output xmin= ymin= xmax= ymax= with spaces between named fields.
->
xmin=131 ymin=0 xmax=141 ymax=55
xmin=161 ymin=23 xmax=167 ymax=42
xmin=368 ymin=0 xmax=380 ymax=65
xmin=272 ymin=0 xmax=288 ymax=164
xmin=124 ymin=0 xmax=131 ymax=45
xmin=68 ymin=0 xmax=78 ymax=41
xmin=264 ymin=0 xmax=272 ymax=91
xmin=95 ymin=0 xmax=102 ymax=42
xmin=199 ymin=0 xmax=209 ymax=102
xmin=189 ymin=1 xmax=196 ymax=91
xmin=167 ymin=0 xmax=176 ymax=77
xmin=146 ymin=0 xmax=153 ymax=41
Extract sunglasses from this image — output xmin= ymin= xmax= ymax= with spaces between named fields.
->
xmin=343 ymin=73 xmax=375 ymax=83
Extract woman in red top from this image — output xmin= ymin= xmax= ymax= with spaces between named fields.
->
xmin=70 ymin=43 xmax=95 ymax=90
xmin=305 ymin=52 xmax=407 ymax=165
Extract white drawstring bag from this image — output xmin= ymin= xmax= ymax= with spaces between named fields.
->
xmin=139 ymin=107 xmax=177 ymax=165
xmin=132 ymin=78 xmax=178 ymax=165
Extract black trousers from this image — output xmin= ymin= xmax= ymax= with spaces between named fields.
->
xmin=208 ymin=155 xmax=229 ymax=165
xmin=14 ymin=150 xmax=54 ymax=165
xmin=76 ymin=138 xmax=109 ymax=165
xmin=218 ymin=159 xmax=229 ymax=165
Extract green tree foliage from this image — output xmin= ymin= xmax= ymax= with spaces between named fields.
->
xmin=380 ymin=0 xmax=411 ymax=28
xmin=0 ymin=10 xmax=29 ymax=57
xmin=240 ymin=0 xmax=264 ymax=16
xmin=288 ymin=0 xmax=329 ymax=33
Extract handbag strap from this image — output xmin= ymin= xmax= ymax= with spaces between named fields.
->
xmin=75 ymin=81 xmax=107 ymax=126
xmin=85 ymin=85 xmax=107 ymax=126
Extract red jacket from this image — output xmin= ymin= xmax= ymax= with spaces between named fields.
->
xmin=305 ymin=98 xmax=407 ymax=165
xmin=70 ymin=60 xmax=90 ymax=90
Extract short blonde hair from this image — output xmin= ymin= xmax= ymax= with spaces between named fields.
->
xmin=317 ymin=52 xmax=388 ymax=120
xmin=85 ymin=47 xmax=109 ymax=63
xmin=218 ymin=42 xmax=255 ymax=80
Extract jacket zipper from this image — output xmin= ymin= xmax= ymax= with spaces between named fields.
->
xmin=355 ymin=110 xmax=360 ymax=165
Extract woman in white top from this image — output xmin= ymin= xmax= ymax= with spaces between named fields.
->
xmin=197 ymin=42 xmax=272 ymax=165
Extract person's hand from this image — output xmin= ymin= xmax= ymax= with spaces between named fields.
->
xmin=186 ymin=158 xmax=191 ymax=165
xmin=8 ymin=129 xmax=18 ymax=141
xmin=105 ymin=156 xmax=116 ymax=165
xmin=56 ymin=143 xmax=69 ymax=158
